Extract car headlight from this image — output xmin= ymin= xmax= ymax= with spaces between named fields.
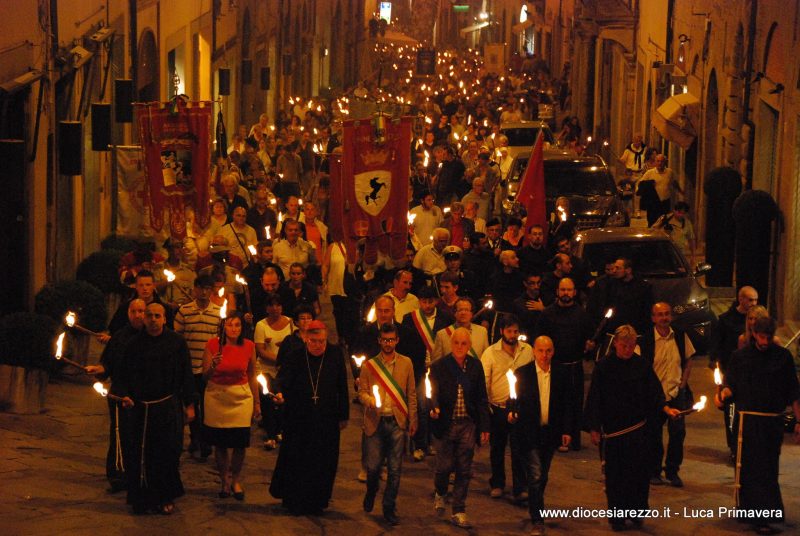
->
xmin=673 ymin=299 xmax=708 ymax=315
xmin=605 ymin=212 xmax=626 ymax=226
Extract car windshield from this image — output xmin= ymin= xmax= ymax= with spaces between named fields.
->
xmin=509 ymin=158 xmax=616 ymax=196
xmin=501 ymin=127 xmax=555 ymax=146
xmin=581 ymin=240 xmax=689 ymax=278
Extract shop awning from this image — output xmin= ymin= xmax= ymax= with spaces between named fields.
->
xmin=512 ymin=20 xmax=534 ymax=34
xmin=460 ymin=22 xmax=490 ymax=36
xmin=651 ymin=92 xmax=700 ymax=149
xmin=378 ymin=30 xmax=419 ymax=46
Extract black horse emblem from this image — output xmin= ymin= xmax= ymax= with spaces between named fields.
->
xmin=365 ymin=176 xmax=387 ymax=206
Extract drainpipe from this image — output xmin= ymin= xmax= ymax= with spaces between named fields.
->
xmin=741 ymin=0 xmax=757 ymax=189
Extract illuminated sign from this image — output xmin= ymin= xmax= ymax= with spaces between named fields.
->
xmin=380 ymin=2 xmax=392 ymax=23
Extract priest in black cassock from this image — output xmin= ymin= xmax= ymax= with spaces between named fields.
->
xmin=583 ymin=325 xmax=680 ymax=531
xmin=719 ymin=316 xmax=800 ymax=535
xmin=114 ymin=303 xmax=197 ymax=515
xmin=270 ymin=320 xmax=350 ymax=515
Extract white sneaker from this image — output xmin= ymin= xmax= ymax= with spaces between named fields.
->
xmin=357 ymin=469 xmax=367 ymax=482
xmin=451 ymin=512 xmax=472 ymax=529
xmin=433 ymin=493 xmax=446 ymax=515
xmin=413 ymin=449 xmax=425 ymax=462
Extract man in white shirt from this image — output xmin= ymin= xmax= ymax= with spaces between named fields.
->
xmin=410 ymin=193 xmax=444 ymax=246
xmin=480 ymin=314 xmax=533 ymax=501
xmin=413 ymin=228 xmax=449 ymax=276
xmin=640 ymin=302 xmax=695 ymax=488
xmin=383 ymin=270 xmax=419 ymax=323
xmin=431 ymin=297 xmax=489 ymax=361
xmin=272 ymin=219 xmax=317 ymax=279
xmin=509 ymin=336 xmax=573 ymax=536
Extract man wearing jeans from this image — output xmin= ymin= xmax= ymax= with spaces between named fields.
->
xmin=429 ymin=328 xmax=491 ymax=529
xmin=358 ymin=323 xmax=418 ymax=525
xmin=510 ymin=336 xmax=572 ymax=535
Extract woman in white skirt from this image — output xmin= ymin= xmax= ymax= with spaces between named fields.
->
xmin=202 ymin=311 xmax=260 ymax=500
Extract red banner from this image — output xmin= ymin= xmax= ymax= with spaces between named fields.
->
xmin=516 ymin=130 xmax=547 ymax=234
xmin=135 ymin=98 xmax=212 ymax=240
xmin=330 ymin=116 xmax=412 ymax=264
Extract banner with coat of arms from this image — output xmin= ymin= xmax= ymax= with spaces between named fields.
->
xmin=330 ymin=116 xmax=412 ymax=264
xmin=135 ymin=98 xmax=212 ymax=240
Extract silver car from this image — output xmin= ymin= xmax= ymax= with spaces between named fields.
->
xmin=572 ymin=227 xmax=715 ymax=352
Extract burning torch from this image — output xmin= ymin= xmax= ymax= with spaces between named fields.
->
xmin=64 ymin=311 xmax=101 ymax=337
xmin=506 ymin=369 xmax=518 ymax=418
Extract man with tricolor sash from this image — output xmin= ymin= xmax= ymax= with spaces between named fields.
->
xmin=358 ymin=323 xmax=418 ymax=526
xmin=402 ymin=285 xmax=454 ymax=461
xmin=431 ymin=297 xmax=489 ymax=363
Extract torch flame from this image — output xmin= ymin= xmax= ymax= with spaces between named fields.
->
xmin=219 ymin=299 xmax=228 ymax=320
xmin=425 ymin=370 xmax=432 ymax=399
xmin=65 ymin=311 xmax=77 ymax=327
xmin=248 ymin=244 xmax=258 ymax=256
xmin=256 ymin=373 xmax=269 ymax=395
xmin=518 ymin=334 xmax=528 ymax=342
xmin=587 ymin=136 xmax=593 ymax=143
xmin=351 ymin=354 xmax=366 ymax=368
xmin=366 ymin=305 xmax=376 ymax=323
xmin=693 ymin=395 xmax=707 ymax=412
xmin=55 ymin=332 xmax=66 ymax=359
xmin=265 ymin=225 xmax=271 ymax=239
xmin=278 ymin=212 xmax=284 ymax=223
xmin=485 ymin=299 xmax=494 ymax=310
xmin=714 ymin=365 xmax=722 ymax=386
xmin=605 ymin=308 xmax=614 ymax=319
xmin=270 ymin=198 xmax=277 ymax=205
xmin=373 ymin=385 xmax=382 ymax=408
xmin=235 ymin=274 xmax=248 ymax=286
xmin=506 ymin=369 xmax=517 ymax=400
xmin=407 ymin=212 xmax=417 ymax=225
xmin=93 ymin=382 xmax=108 ymax=397
xmin=443 ymin=207 xmax=451 ymax=214
xmin=557 ymin=206 xmax=567 ymax=222
xmin=218 ymin=287 xmax=225 ymax=298
xmin=163 ymin=269 xmax=176 ymax=282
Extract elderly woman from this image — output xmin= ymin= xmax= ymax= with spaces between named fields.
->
xmin=220 ymin=172 xmax=250 ymax=219
xmin=202 ymin=311 xmax=260 ymax=500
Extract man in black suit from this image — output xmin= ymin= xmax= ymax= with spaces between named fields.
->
xmin=429 ymin=328 xmax=491 ymax=529
xmin=510 ymin=336 xmax=573 ymax=536
xmin=401 ymin=285 xmax=454 ymax=461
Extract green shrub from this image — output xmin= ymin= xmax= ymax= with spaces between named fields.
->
xmin=76 ymin=249 xmax=126 ymax=294
xmin=0 ymin=312 xmax=59 ymax=370
xmin=34 ymin=280 xmax=107 ymax=332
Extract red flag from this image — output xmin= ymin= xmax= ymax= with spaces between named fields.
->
xmin=135 ymin=99 xmax=212 ymax=239
xmin=515 ymin=130 xmax=546 ymax=232
xmin=330 ymin=116 xmax=412 ymax=264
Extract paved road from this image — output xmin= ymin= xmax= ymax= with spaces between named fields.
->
xmin=1 ymin=352 xmax=799 ymax=536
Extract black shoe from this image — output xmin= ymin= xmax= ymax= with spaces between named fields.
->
xmin=383 ymin=510 xmax=400 ymax=525
xmin=363 ymin=491 xmax=376 ymax=512
xmin=665 ymin=474 xmax=684 ymax=487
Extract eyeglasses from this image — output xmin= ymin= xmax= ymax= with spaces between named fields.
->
xmin=379 ymin=337 xmax=397 ymax=343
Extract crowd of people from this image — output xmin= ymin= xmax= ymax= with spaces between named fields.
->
xmin=82 ymin=48 xmax=800 ymax=535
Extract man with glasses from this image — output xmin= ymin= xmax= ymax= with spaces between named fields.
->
xmin=432 ymin=297 xmax=489 ymax=363
xmin=358 ymin=323 xmax=418 ymax=525
xmin=270 ymin=320 xmax=350 ymax=515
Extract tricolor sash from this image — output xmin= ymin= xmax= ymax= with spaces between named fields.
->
xmin=365 ymin=356 xmax=409 ymax=417
xmin=411 ymin=310 xmax=436 ymax=354
xmin=444 ymin=325 xmax=480 ymax=360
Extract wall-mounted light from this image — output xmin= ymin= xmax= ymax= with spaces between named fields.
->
xmin=678 ymin=33 xmax=690 ymax=44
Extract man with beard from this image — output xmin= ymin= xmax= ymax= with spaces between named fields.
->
xmin=402 ymin=286 xmax=454 ymax=461
xmin=86 ymin=299 xmax=147 ymax=492
xmin=480 ymin=314 xmax=533 ymax=501
xmin=513 ymin=273 xmax=545 ymax=336
xmin=518 ymin=225 xmax=550 ymax=277
xmin=584 ymin=325 xmax=680 ymax=531
xmin=510 ymin=336 xmax=573 ymax=535
xmin=718 ymin=316 xmax=800 ymax=535
xmin=535 ymin=278 xmax=595 ymax=451
xmin=114 ymin=303 xmax=196 ymax=515
xmin=358 ymin=323 xmax=418 ymax=525
xmin=270 ymin=320 xmax=350 ymax=515
xmin=539 ymin=254 xmax=573 ymax=306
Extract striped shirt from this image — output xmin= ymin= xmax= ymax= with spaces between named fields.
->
xmin=174 ymin=300 xmax=221 ymax=374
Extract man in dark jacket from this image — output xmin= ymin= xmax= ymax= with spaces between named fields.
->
xmin=510 ymin=336 xmax=573 ymax=535
xmin=588 ymin=257 xmax=653 ymax=335
xmin=429 ymin=327 xmax=491 ymax=529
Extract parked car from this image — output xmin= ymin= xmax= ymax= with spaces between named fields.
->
xmin=499 ymin=121 xmax=555 ymax=159
xmin=572 ymin=227 xmax=715 ymax=352
xmin=502 ymin=150 xmax=627 ymax=229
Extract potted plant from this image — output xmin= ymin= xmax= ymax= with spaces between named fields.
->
xmin=0 ymin=312 xmax=58 ymax=414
